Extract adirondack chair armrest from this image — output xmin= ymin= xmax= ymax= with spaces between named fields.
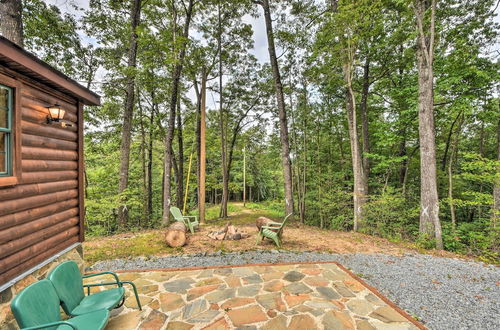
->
xmin=183 ymin=216 xmax=197 ymax=220
xmin=263 ymin=222 xmax=282 ymax=227
xmin=83 ymin=271 xmax=121 ymax=284
xmin=262 ymin=225 xmax=281 ymax=230
xmin=22 ymin=320 xmax=78 ymax=330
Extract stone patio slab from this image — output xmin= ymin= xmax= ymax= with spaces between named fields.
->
xmin=100 ymin=262 xmax=426 ymax=329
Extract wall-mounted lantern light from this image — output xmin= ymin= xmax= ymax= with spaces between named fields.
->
xmin=46 ymin=104 xmax=65 ymax=123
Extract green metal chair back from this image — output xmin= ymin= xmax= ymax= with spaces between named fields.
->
xmin=170 ymin=206 xmax=184 ymax=222
xmin=10 ymin=280 xmax=62 ymax=330
xmin=48 ymin=260 xmax=85 ymax=315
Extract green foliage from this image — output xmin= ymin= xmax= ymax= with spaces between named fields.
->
xmin=20 ymin=0 xmax=500 ymax=264
xmin=442 ymin=220 xmax=499 ymax=264
xmin=362 ymin=189 xmax=419 ymax=240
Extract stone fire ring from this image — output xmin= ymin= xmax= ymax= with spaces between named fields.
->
xmin=85 ymin=261 xmax=426 ymax=329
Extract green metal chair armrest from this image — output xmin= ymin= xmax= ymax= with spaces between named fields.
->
xmin=82 ymin=272 xmax=121 ymax=285
xmin=83 ymin=282 xmax=121 ymax=287
xmin=81 ymin=280 xmax=141 ymax=310
xmin=83 ymin=282 xmax=120 ymax=296
xmin=83 ymin=282 xmax=121 ymax=288
xmin=23 ymin=320 xmax=77 ymax=330
xmin=262 ymin=225 xmax=281 ymax=230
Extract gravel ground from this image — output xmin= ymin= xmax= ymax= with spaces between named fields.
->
xmin=90 ymin=251 xmax=500 ymax=330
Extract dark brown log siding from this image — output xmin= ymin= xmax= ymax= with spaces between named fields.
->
xmin=0 ymin=77 xmax=82 ymax=286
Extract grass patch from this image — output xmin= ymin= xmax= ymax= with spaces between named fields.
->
xmin=190 ymin=203 xmax=245 ymax=221
xmin=84 ymin=231 xmax=174 ymax=264
xmin=246 ymin=201 xmax=284 ymax=218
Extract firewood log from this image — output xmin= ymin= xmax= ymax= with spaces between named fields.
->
xmin=165 ymin=221 xmax=187 ymax=247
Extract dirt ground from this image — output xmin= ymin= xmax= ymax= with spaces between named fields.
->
xmin=83 ymin=206 xmax=459 ymax=264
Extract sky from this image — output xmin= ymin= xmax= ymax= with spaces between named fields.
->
xmin=45 ymin=0 xmax=270 ymax=63
xmin=44 ymin=0 xmax=271 ymax=109
xmin=43 ymin=0 xmax=500 ymax=103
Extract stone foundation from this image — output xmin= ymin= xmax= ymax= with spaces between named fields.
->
xmin=0 ymin=244 xmax=84 ymax=329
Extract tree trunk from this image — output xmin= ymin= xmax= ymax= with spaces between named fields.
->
xmin=199 ymin=70 xmax=207 ymax=224
xmin=360 ymin=56 xmax=371 ymax=195
xmin=194 ymin=79 xmax=201 ymax=214
xmin=317 ymin=123 xmax=323 ymax=229
xmin=290 ymin=89 xmax=306 ymax=223
xmin=118 ymin=0 xmax=142 ymax=229
xmin=478 ymin=121 xmax=485 ymax=218
xmin=344 ymin=62 xmax=366 ymax=231
xmin=146 ymin=103 xmax=154 ymax=221
xmin=138 ymin=92 xmax=147 ymax=226
xmin=398 ymin=131 xmax=407 ymax=186
xmin=176 ymin=99 xmax=184 ymax=208
xmin=448 ymin=113 xmax=463 ymax=231
xmin=218 ymin=2 xmax=229 ymax=219
xmin=441 ymin=112 xmax=462 ymax=171
xmin=243 ymin=146 xmax=246 ymax=206
xmin=0 ymin=0 xmax=24 ymax=47
xmin=330 ymin=0 xmax=338 ymax=12
xmin=162 ymin=0 xmax=195 ymax=225
xmin=415 ymin=0 xmax=443 ymax=249
xmin=259 ymin=0 xmax=294 ymax=218
xmin=492 ymin=119 xmax=500 ymax=230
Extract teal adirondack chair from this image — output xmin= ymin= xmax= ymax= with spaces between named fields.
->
xmin=47 ymin=261 xmax=141 ymax=317
xmin=256 ymin=213 xmax=293 ymax=248
xmin=170 ymin=206 xmax=199 ymax=234
xmin=10 ymin=279 xmax=109 ymax=330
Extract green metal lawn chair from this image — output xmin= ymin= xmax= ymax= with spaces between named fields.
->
xmin=256 ymin=213 xmax=293 ymax=248
xmin=170 ymin=206 xmax=199 ymax=234
xmin=10 ymin=279 xmax=109 ymax=330
xmin=47 ymin=261 xmax=141 ymax=317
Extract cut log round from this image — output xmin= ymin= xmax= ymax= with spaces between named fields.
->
xmin=165 ymin=221 xmax=187 ymax=247
xmin=169 ymin=221 xmax=187 ymax=232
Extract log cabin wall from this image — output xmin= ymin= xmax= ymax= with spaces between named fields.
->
xmin=0 ymin=70 xmax=85 ymax=287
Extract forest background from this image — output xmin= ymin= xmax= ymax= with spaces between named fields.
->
xmin=8 ymin=0 xmax=499 ymax=262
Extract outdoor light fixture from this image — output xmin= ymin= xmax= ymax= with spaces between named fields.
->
xmin=46 ymin=103 xmax=65 ymax=123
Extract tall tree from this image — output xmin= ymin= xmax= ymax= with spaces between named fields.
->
xmin=117 ymin=0 xmax=142 ymax=229
xmin=414 ymin=0 xmax=443 ymax=249
xmin=175 ymin=99 xmax=184 ymax=209
xmin=255 ymin=0 xmax=294 ymax=218
xmin=199 ymin=69 xmax=207 ymax=224
xmin=315 ymin=0 xmax=377 ymax=230
xmin=218 ymin=0 xmax=229 ymax=218
xmin=162 ymin=0 xmax=195 ymax=225
xmin=0 ymin=0 xmax=23 ymax=46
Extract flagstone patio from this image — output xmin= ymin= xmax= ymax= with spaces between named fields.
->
xmin=86 ymin=262 xmax=424 ymax=330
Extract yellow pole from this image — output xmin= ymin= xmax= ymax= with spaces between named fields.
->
xmin=183 ymin=147 xmax=195 ymax=214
